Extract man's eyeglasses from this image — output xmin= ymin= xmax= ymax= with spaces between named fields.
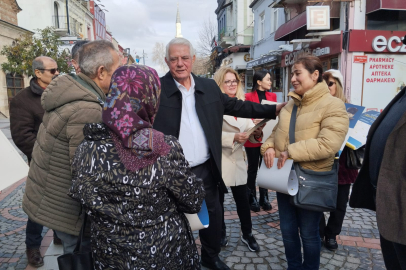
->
xmin=327 ymin=81 xmax=336 ymax=87
xmin=224 ymin=80 xmax=238 ymax=86
xmin=38 ymin=68 xmax=59 ymax=75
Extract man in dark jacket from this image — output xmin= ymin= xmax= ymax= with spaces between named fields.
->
xmin=9 ymin=56 xmax=59 ymax=267
xmin=153 ymin=38 xmax=284 ymax=270
xmin=350 ymin=86 xmax=406 ymax=270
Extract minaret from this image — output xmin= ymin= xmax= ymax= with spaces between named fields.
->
xmin=175 ymin=3 xmax=183 ymax=38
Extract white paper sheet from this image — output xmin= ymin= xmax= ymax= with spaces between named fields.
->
xmin=261 ymin=100 xmax=280 ymax=141
xmin=0 ymin=130 xmax=29 ymax=191
xmin=257 ymin=159 xmax=298 ymax=196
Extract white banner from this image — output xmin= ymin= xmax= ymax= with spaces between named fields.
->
xmin=362 ymin=54 xmax=406 ymax=111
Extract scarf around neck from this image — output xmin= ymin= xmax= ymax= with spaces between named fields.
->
xmin=102 ymin=65 xmax=170 ymax=171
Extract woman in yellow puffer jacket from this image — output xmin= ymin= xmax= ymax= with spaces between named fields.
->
xmin=261 ymin=55 xmax=349 ymax=270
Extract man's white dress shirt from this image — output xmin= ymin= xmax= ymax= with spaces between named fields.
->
xmin=174 ymin=76 xmax=210 ymax=167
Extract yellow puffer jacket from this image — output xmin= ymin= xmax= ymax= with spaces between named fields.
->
xmin=261 ymin=81 xmax=349 ymax=172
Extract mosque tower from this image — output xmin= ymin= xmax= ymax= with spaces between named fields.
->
xmin=175 ymin=3 xmax=183 ymax=38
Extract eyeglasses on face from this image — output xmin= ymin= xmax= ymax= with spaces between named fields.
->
xmin=38 ymin=68 xmax=59 ymax=75
xmin=224 ymin=80 xmax=238 ymax=86
xmin=328 ymin=81 xmax=336 ymax=87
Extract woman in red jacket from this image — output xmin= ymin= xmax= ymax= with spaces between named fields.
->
xmin=245 ymin=70 xmax=277 ymax=211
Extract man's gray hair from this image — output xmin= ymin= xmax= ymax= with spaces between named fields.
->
xmin=32 ymin=58 xmax=45 ymax=75
xmin=79 ymin=40 xmax=116 ymax=79
xmin=165 ymin=38 xmax=196 ymax=60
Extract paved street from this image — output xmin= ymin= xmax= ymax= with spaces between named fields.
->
xmin=0 ymin=119 xmax=386 ymax=270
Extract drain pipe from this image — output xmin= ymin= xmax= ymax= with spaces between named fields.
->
xmin=66 ymin=0 xmax=70 ymax=35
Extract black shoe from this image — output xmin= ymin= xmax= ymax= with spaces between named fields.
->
xmin=249 ymin=192 xmax=260 ymax=212
xmin=26 ymin=248 xmax=44 ymax=267
xmin=324 ymin=237 xmax=338 ymax=251
xmin=241 ymin=233 xmax=260 ymax=252
xmin=220 ymin=233 xmax=228 ymax=247
xmin=53 ymin=232 xmax=62 ymax=245
xmin=201 ymin=256 xmax=230 ymax=270
xmin=259 ymin=188 xmax=272 ymax=211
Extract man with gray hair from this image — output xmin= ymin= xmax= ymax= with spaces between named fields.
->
xmin=22 ymin=40 xmax=120 ymax=254
xmin=154 ymin=37 xmax=285 ymax=270
xmin=10 ymin=56 xmax=60 ymax=267
xmin=70 ymin=40 xmax=89 ymax=73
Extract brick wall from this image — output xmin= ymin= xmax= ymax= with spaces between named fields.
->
xmin=0 ymin=0 xmax=20 ymax=25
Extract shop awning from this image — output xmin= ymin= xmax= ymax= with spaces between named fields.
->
xmin=367 ymin=0 xmax=406 ymax=14
xmin=274 ymin=11 xmax=307 ymax=41
xmin=223 ymin=45 xmax=251 ymax=54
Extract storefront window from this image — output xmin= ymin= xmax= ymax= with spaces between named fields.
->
xmin=367 ymin=10 xmax=406 ymax=31
xmin=6 ymin=73 xmax=24 ymax=103
xmin=331 ymin=58 xmax=338 ymax=70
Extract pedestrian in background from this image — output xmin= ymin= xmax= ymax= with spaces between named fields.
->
xmin=153 ymin=37 xmax=284 ymax=270
xmin=245 ymin=70 xmax=277 ymax=212
xmin=22 ymin=40 xmax=120 ymax=254
xmin=70 ymin=40 xmax=89 ymax=74
xmin=9 ymin=56 xmax=60 ymax=267
xmin=261 ymin=55 xmax=349 ymax=269
xmin=69 ymin=64 xmax=205 ymax=269
xmin=319 ymin=69 xmax=359 ymax=251
xmin=350 ymin=84 xmax=406 ymax=270
xmin=214 ymin=67 xmax=261 ymax=252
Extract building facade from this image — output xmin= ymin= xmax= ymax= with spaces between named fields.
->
xmin=214 ymin=0 xmax=255 ymax=90
xmin=247 ymin=0 xmax=286 ymax=98
xmin=0 ymin=0 xmax=32 ymax=117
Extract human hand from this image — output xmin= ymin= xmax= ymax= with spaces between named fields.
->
xmin=264 ymin=148 xmax=276 ymax=168
xmin=275 ymin=102 xmax=288 ymax=116
xmin=234 ymin=132 xmax=249 ymax=143
xmin=277 ymin=151 xmax=289 ymax=169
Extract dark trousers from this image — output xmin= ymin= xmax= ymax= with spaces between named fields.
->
xmin=245 ymin=147 xmax=262 ymax=193
xmin=191 ymin=160 xmax=221 ymax=261
xmin=277 ymin=192 xmax=323 ymax=270
xmin=219 ymin=184 xmax=252 ymax=236
xmin=319 ymin=184 xmax=351 ymax=239
xmin=380 ymin=234 xmax=406 ymax=270
xmin=25 ymin=219 xmax=43 ymax=249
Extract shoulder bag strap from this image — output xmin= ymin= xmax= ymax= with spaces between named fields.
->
xmin=73 ymin=213 xmax=88 ymax=253
xmin=289 ymin=104 xmax=298 ymax=145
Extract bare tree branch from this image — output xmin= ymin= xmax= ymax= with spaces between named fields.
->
xmin=152 ymin=42 xmax=168 ymax=73
xmin=196 ymin=18 xmax=217 ymax=75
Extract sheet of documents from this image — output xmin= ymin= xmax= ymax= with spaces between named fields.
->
xmin=232 ymin=118 xmax=271 ymax=153
xmin=184 ymin=200 xmax=209 ymax=231
xmin=260 ymin=100 xmax=280 ymax=141
xmin=257 ymin=159 xmax=298 ymax=196
xmin=0 ymin=130 xmax=29 ymax=191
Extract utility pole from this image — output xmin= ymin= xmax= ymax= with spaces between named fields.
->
xmin=136 ymin=50 xmax=147 ymax=65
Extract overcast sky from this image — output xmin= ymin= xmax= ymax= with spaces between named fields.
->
xmin=101 ymin=0 xmax=218 ymax=76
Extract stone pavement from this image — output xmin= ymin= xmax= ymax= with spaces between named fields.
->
xmin=0 ymin=119 xmax=386 ymax=269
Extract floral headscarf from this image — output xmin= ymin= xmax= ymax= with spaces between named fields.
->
xmin=102 ymin=65 xmax=170 ymax=171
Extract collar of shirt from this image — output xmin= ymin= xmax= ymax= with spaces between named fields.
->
xmin=173 ymin=75 xmax=195 ymax=97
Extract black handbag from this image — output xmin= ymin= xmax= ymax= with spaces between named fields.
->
xmin=57 ymin=214 xmax=93 ymax=270
xmin=346 ymin=146 xmax=365 ymax=169
xmin=289 ymin=104 xmax=339 ymax=212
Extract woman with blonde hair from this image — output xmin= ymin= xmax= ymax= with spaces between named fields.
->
xmin=319 ymin=69 xmax=359 ymax=251
xmin=213 ymin=67 xmax=262 ymax=252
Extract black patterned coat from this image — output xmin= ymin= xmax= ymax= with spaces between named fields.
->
xmin=69 ymin=124 xmax=205 ymax=270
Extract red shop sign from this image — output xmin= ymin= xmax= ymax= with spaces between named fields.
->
xmin=349 ymin=30 xmax=406 ymax=53
xmin=353 ymin=55 xmax=368 ymax=63
xmin=281 ymin=33 xmax=342 ymax=67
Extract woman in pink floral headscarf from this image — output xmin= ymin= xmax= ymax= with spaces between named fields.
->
xmin=69 ymin=65 xmax=205 ymax=270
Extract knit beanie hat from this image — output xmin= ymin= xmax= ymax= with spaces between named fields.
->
xmin=325 ymin=69 xmax=344 ymax=87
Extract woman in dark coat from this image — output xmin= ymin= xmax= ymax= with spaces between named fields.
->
xmin=69 ymin=65 xmax=205 ymax=270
